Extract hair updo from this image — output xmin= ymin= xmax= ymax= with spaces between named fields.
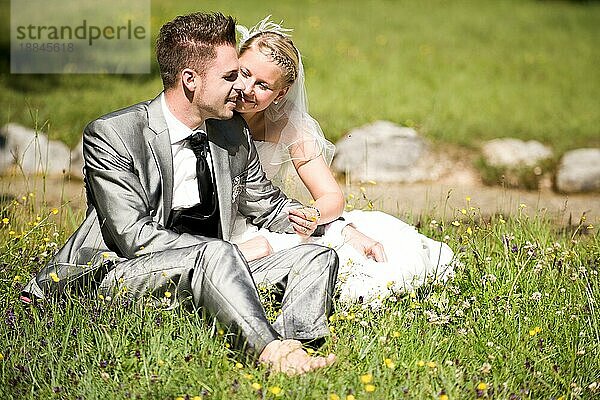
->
xmin=239 ymin=32 xmax=299 ymax=87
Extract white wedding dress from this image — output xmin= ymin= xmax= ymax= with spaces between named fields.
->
xmin=231 ymin=142 xmax=455 ymax=306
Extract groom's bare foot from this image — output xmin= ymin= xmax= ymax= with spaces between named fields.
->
xmin=259 ymin=339 xmax=336 ymax=375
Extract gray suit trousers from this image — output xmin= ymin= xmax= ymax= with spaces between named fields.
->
xmin=98 ymin=241 xmax=338 ymax=356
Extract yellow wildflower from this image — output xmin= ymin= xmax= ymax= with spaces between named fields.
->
xmin=461 ymin=208 xmax=467 ymax=215
xmin=466 ymin=227 xmax=473 ymax=235
xmin=243 ymin=373 xmax=252 ymax=380
xmin=235 ymin=362 xmax=243 ymax=369
xmin=2 ymin=217 xmax=8 ymax=224
xmin=417 ymin=360 xmax=425 ymax=367
xmin=164 ymin=291 xmax=172 ymax=298
xmin=251 ymin=382 xmax=262 ymax=390
xmin=49 ymin=272 xmax=60 ymax=282
xmin=440 ymin=395 xmax=449 ymax=400
xmin=465 ymin=196 xmax=471 ymax=202
xmin=13 ymin=275 xmax=21 ymax=283
xmin=51 ymin=208 xmax=59 ymax=215
xmin=528 ymin=326 xmax=542 ymax=336
xmin=384 ymin=358 xmax=395 ymax=369
xmin=192 ymin=397 xmax=202 ymax=400
xmin=175 ymin=397 xmax=185 ymax=400
xmin=217 ymin=328 xmax=224 ymax=336
xmin=392 ymin=331 xmax=401 ymax=338
xmin=8 ymin=230 xmax=15 ymax=235
xmin=426 ymin=361 xmax=437 ymax=368
xmin=268 ymin=386 xmax=283 ymax=396
xmin=0 ymin=352 xmax=4 ymax=361
xmin=345 ymin=396 xmax=356 ymax=400
xmin=451 ymin=220 xmax=460 ymax=227
xmin=329 ymin=394 xmax=341 ymax=400
xmin=360 ymin=373 xmax=373 ymax=384
xmin=477 ymin=382 xmax=487 ymax=391
xmin=365 ymin=384 xmax=376 ymax=392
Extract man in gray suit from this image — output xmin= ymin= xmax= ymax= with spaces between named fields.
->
xmin=22 ymin=12 xmax=338 ymax=375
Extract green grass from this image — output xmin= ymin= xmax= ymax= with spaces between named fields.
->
xmin=1 ymin=192 xmax=598 ymax=399
xmin=1 ymin=0 xmax=599 ymax=152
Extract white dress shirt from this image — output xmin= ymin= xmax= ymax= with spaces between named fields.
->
xmin=160 ymin=93 xmax=213 ymax=209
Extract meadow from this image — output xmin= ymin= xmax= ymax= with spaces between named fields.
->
xmin=1 ymin=1 xmax=599 ymax=399
xmin=1 ymin=196 xmax=598 ymax=399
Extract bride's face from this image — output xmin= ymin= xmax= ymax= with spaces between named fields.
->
xmin=235 ymin=47 xmax=288 ymax=114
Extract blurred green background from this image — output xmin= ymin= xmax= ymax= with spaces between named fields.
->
xmin=1 ymin=0 xmax=599 ymax=154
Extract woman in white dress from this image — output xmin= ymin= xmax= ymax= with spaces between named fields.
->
xmin=231 ymin=17 xmax=454 ymax=305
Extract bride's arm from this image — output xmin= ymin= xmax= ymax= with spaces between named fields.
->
xmin=293 ymin=153 xmax=387 ymax=262
xmin=293 ymin=156 xmax=344 ymax=224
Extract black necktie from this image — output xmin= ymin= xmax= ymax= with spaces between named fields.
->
xmin=188 ymin=130 xmax=215 ymax=212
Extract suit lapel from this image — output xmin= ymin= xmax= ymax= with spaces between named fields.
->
xmin=207 ymin=121 xmax=233 ymax=241
xmin=146 ymin=95 xmax=174 ymax=224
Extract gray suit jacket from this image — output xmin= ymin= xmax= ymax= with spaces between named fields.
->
xmin=24 ymin=95 xmax=301 ymax=298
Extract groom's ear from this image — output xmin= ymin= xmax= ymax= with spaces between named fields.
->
xmin=181 ymin=68 xmax=199 ymax=92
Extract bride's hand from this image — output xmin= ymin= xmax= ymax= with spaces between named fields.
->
xmin=237 ymin=235 xmax=274 ymax=261
xmin=288 ymin=207 xmax=320 ymax=238
xmin=342 ymin=225 xmax=387 ymax=262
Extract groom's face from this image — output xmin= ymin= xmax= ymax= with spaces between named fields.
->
xmin=195 ymin=45 xmax=244 ymax=120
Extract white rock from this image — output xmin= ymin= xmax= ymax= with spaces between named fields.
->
xmin=481 ymin=138 xmax=552 ymax=167
xmin=0 ymin=123 xmax=73 ymax=176
xmin=555 ymin=148 xmax=600 ymax=193
xmin=332 ymin=121 xmax=446 ymax=183
xmin=69 ymin=139 xmax=84 ymax=179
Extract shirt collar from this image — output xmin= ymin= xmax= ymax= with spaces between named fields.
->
xmin=160 ymin=93 xmax=205 ymax=144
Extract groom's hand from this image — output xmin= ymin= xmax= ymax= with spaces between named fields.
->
xmin=237 ymin=236 xmax=273 ymax=261
xmin=342 ymin=225 xmax=387 ymax=262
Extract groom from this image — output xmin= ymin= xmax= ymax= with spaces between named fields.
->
xmin=22 ymin=12 xmax=337 ymax=374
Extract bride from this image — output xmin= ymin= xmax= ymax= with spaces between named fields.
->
xmin=232 ymin=17 xmax=454 ymax=305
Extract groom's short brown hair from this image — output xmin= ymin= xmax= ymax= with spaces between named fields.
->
xmin=156 ymin=12 xmax=236 ymax=89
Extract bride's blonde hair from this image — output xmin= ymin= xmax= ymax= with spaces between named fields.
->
xmin=239 ymin=32 xmax=299 ymax=87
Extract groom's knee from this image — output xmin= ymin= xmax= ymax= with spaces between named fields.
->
xmin=296 ymin=244 xmax=339 ymax=274
xmin=194 ymin=241 xmax=250 ymax=285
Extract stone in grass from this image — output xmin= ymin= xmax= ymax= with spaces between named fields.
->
xmin=481 ymin=138 xmax=553 ymax=168
xmin=331 ymin=120 xmax=447 ymax=183
xmin=479 ymin=138 xmax=553 ymax=189
xmin=0 ymin=123 xmax=77 ymax=176
xmin=555 ymin=148 xmax=600 ymax=193
xmin=69 ymin=139 xmax=85 ymax=179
